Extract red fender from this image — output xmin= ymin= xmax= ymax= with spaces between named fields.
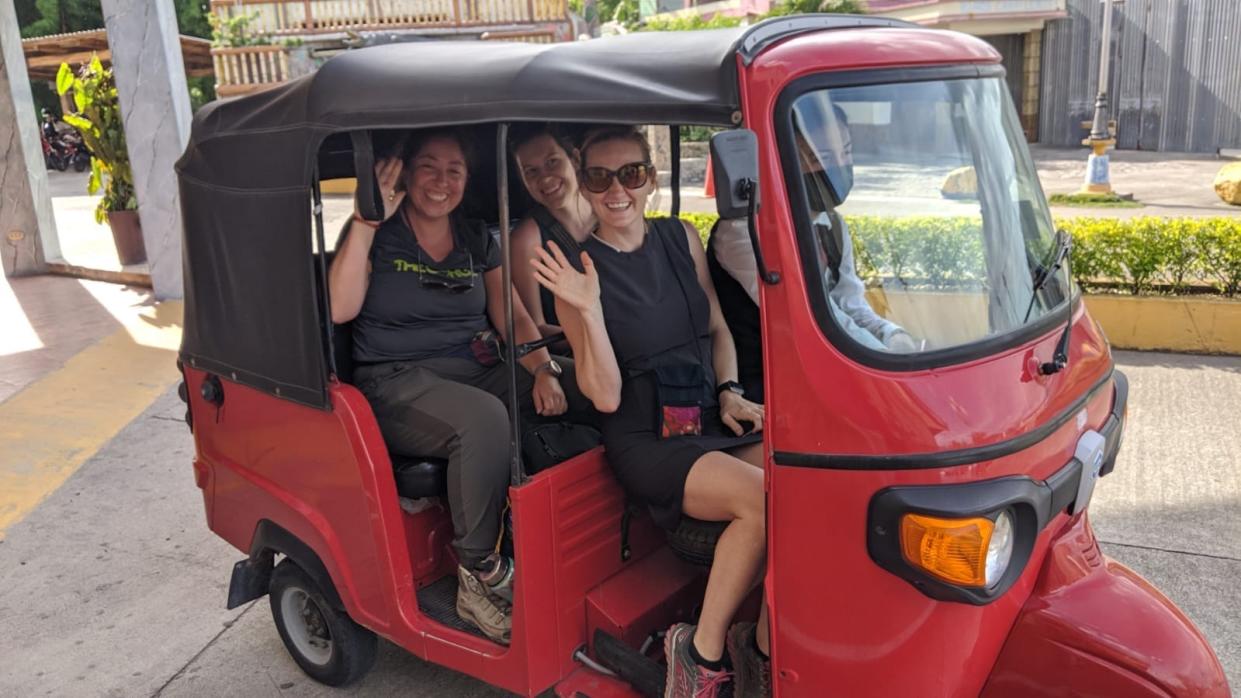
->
xmin=982 ymin=513 xmax=1229 ymax=698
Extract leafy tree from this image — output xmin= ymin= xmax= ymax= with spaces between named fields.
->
xmin=635 ymin=0 xmax=863 ymax=32
xmin=20 ymin=0 xmax=103 ymax=38
xmin=14 ymin=0 xmax=42 ymax=29
xmin=175 ymin=0 xmax=212 ymax=39
xmin=764 ymin=0 xmax=864 ymax=17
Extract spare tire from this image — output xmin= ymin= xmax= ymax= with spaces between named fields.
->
xmin=666 ymin=517 xmax=728 ymax=567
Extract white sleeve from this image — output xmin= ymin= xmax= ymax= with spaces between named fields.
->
xmin=711 ymin=218 xmax=761 ymax=305
xmin=827 ymin=219 xmax=904 ymax=343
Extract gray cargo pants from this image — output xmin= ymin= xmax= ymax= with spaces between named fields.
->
xmin=355 ymin=356 xmax=587 ymax=568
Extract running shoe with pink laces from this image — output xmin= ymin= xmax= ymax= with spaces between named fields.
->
xmin=664 ymin=622 xmax=734 ymax=698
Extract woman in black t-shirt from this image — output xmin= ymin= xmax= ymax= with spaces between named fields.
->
xmin=328 ymin=129 xmax=572 ymax=646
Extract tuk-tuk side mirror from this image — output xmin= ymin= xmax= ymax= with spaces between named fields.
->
xmin=709 ymin=129 xmax=760 ymax=219
xmin=710 ymin=129 xmax=779 ymax=285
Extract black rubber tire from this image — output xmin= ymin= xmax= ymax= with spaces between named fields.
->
xmin=73 ymin=154 xmax=89 ymax=172
xmin=269 ymin=559 xmax=377 ymax=687
xmin=665 ymin=517 xmax=728 ymax=567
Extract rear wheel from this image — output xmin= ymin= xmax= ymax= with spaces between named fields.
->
xmin=46 ymin=152 xmax=67 ymax=171
xmin=269 ymin=559 xmax=377 ymax=686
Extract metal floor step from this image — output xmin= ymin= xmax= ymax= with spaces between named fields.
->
xmin=415 ymin=574 xmax=489 ymax=640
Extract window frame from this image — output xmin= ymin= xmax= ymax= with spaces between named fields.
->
xmin=773 ymin=64 xmax=1078 ymax=372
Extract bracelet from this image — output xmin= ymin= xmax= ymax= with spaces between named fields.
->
xmin=352 ymin=212 xmax=381 ymax=229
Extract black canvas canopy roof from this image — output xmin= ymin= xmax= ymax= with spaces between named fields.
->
xmin=176 ymin=15 xmax=916 ymax=409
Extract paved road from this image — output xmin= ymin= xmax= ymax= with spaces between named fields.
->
xmin=0 ymin=351 xmax=1237 ymax=696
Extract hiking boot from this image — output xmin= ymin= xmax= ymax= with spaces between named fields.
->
xmin=664 ymin=622 xmax=733 ymax=698
xmin=727 ymin=622 xmax=771 ymax=698
xmin=456 ymin=565 xmax=511 ymax=645
xmin=475 ymin=553 xmax=514 ymax=604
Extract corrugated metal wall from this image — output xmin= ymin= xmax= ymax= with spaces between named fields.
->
xmin=1040 ymin=0 xmax=1241 ymax=152
xmin=983 ymin=33 xmax=1026 ymax=111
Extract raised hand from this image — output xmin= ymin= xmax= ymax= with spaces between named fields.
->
xmin=531 ymin=241 xmax=600 ymax=313
xmin=365 ymin=156 xmax=406 ymax=222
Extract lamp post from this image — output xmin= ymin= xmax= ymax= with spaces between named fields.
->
xmin=1081 ymin=0 xmax=1118 ymax=193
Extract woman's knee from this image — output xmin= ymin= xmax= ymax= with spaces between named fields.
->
xmin=684 ymin=453 xmax=766 ymax=524
xmin=454 ymin=394 xmax=511 ymax=465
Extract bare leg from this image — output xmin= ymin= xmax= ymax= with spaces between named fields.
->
xmin=728 ymin=440 xmax=771 ymax=654
xmin=681 ymin=450 xmax=766 ymax=661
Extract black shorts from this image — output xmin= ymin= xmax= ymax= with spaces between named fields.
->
xmin=601 ymin=373 xmax=761 ymax=530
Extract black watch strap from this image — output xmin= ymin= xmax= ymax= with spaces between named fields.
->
xmin=716 ymin=380 xmax=744 ymax=397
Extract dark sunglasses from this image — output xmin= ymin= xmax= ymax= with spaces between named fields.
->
xmin=581 ymin=162 xmax=654 ymax=194
xmin=417 ymin=247 xmax=475 ymax=294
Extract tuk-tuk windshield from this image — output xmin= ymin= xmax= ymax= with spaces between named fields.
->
xmin=789 ymin=77 xmax=1070 ymax=356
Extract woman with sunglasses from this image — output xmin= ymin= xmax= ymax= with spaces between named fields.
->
xmin=328 ymin=128 xmax=574 ymax=646
xmin=509 ymin=123 xmax=595 ymax=347
xmin=532 ymin=126 xmax=770 ymax=698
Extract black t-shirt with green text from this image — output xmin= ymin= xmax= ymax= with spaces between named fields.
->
xmin=352 ymin=216 xmax=500 ymax=363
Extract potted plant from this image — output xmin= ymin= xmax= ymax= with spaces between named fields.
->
xmin=55 ymin=56 xmax=145 ymax=265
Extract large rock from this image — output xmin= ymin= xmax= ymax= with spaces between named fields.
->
xmin=1214 ymin=161 xmax=1241 ymax=205
xmin=941 ymin=165 xmax=977 ymax=200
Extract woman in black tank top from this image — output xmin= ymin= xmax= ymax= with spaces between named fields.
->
xmin=510 ymin=124 xmax=594 ymax=340
xmin=531 ymin=126 xmax=772 ymax=695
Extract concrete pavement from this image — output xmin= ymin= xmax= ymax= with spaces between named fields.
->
xmin=0 ymin=334 xmax=1237 ymax=694
xmin=1033 ymin=146 xmax=1241 ymax=220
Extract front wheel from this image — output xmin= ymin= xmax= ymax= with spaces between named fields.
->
xmin=269 ymin=559 xmax=377 ymax=686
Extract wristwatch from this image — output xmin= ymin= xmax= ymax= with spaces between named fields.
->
xmin=535 ymin=359 xmax=563 ymax=378
xmin=716 ymin=380 xmax=745 ymax=398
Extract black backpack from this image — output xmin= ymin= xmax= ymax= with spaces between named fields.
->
xmin=522 ymin=422 xmax=602 ymax=474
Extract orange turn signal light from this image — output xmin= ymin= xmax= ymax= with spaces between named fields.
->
xmin=900 ymin=513 xmax=995 ymax=588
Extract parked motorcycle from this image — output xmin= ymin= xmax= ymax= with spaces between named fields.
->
xmin=41 ymin=133 xmax=67 ymax=172
xmin=60 ymin=132 xmax=91 ymax=172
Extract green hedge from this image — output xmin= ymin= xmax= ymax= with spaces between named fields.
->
xmin=661 ymin=213 xmax=1241 ymax=297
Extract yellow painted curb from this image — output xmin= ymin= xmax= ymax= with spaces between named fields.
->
xmin=0 ymin=301 xmax=183 ymax=538
xmin=320 ymin=177 xmax=357 ymax=195
xmin=1085 ymin=294 xmax=1241 ymax=354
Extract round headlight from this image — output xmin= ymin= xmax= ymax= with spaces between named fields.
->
xmin=985 ymin=510 xmax=1014 ymax=586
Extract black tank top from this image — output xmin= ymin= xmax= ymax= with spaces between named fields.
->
xmin=584 ymin=218 xmax=716 ymax=395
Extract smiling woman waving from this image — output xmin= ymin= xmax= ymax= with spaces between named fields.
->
xmin=327 ymin=128 xmax=585 ymax=646
xmin=531 ymin=126 xmax=771 ymax=698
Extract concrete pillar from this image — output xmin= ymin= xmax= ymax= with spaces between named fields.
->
xmin=1021 ymin=28 xmax=1043 ymax=142
xmin=101 ymin=0 xmax=192 ymax=299
xmin=0 ymin=0 xmax=58 ymax=277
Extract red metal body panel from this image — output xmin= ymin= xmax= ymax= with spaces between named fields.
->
xmin=187 ymin=367 xmax=674 ymax=695
xmin=982 ymin=514 xmax=1230 ymax=698
xmin=738 ymin=28 xmax=1123 ymax=697
xmin=586 ymin=546 xmax=705 ymax=651
xmin=555 ymin=667 xmax=644 ymax=698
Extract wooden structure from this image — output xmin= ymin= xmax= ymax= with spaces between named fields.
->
xmin=21 ymin=29 xmax=214 ymax=81
xmin=209 ymin=0 xmax=569 ymax=97
xmin=213 ymin=45 xmax=294 ymax=97
xmin=210 ymin=0 xmax=567 ymax=36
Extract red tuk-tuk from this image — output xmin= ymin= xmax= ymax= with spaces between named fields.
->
xmin=175 ymin=16 xmax=1229 ymax=697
